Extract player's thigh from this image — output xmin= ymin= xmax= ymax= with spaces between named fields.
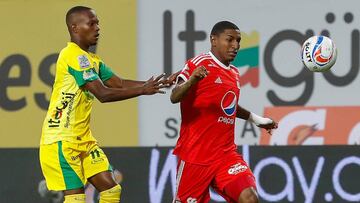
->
xmin=40 ymin=141 xmax=85 ymax=191
xmin=238 ymin=187 xmax=258 ymax=203
xmin=173 ymin=160 xmax=214 ymax=203
xmin=83 ymin=142 xmax=115 ymax=191
xmin=212 ymin=152 xmax=257 ymax=203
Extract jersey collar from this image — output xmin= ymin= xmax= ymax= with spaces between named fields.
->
xmin=68 ymin=42 xmax=89 ymax=54
xmin=209 ymin=51 xmax=230 ymax=70
xmin=68 ymin=42 xmax=79 ymax=48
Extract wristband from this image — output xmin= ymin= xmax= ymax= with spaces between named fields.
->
xmin=248 ymin=112 xmax=273 ymax=126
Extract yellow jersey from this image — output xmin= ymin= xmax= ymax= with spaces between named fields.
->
xmin=41 ymin=42 xmax=114 ymax=145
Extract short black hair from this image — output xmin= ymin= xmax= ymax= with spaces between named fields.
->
xmin=66 ymin=6 xmax=92 ymax=25
xmin=210 ymin=21 xmax=239 ymax=36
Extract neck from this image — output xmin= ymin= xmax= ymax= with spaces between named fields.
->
xmin=71 ymin=37 xmax=89 ymax=51
xmin=210 ymin=49 xmax=230 ymax=66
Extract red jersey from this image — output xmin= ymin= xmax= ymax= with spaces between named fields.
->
xmin=173 ymin=52 xmax=242 ymax=165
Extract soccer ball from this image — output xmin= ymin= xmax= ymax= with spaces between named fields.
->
xmin=301 ymin=35 xmax=337 ymax=72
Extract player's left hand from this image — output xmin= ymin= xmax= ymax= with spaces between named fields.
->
xmin=258 ymin=119 xmax=278 ymax=135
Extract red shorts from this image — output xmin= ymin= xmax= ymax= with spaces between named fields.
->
xmin=173 ymin=151 xmax=256 ymax=203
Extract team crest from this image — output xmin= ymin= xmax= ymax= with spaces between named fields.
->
xmin=78 ymin=55 xmax=90 ymax=69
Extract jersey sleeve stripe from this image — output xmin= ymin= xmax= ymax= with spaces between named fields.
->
xmin=192 ymin=54 xmax=210 ymax=65
xmin=190 ymin=54 xmax=206 ymax=63
xmin=176 ymin=74 xmax=188 ymax=84
xmin=194 ymin=56 xmax=212 ymax=66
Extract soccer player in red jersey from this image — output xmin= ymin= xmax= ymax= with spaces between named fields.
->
xmin=170 ymin=21 xmax=278 ymax=203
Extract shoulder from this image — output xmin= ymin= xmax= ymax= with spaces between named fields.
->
xmin=229 ymin=65 xmax=240 ymax=74
xmin=188 ymin=53 xmax=212 ymax=66
xmin=88 ymin=52 xmax=102 ymax=62
xmin=184 ymin=53 xmax=213 ymax=70
xmin=61 ymin=47 xmax=92 ymax=71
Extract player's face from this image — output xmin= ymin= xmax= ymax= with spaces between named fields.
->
xmin=77 ymin=10 xmax=100 ymax=46
xmin=211 ymin=29 xmax=241 ymax=65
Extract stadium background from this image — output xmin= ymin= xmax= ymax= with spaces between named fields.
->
xmin=0 ymin=0 xmax=359 ymax=202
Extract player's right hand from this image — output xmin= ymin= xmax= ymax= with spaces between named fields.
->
xmin=142 ymin=73 xmax=168 ymax=95
xmin=258 ymin=119 xmax=278 ymax=135
xmin=189 ymin=66 xmax=209 ymax=83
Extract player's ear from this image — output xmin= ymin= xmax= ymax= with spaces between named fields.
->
xmin=71 ymin=23 xmax=78 ymax=33
xmin=210 ymin=35 xmax=216 ymax=46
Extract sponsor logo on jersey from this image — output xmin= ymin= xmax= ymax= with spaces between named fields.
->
xmin=208 ymin=62 xmax=216 ymax=67
xmin=215 ymin=76 xmax=222 ymax=84
xmin=218 ymin=91 xmax=237 ymax=124
xmin=221 ymin=91 xmax=237 ymax=116
xmin=83 ymin=69 xmax=97 ymax=81
xmin=217 ymin=117 xmax=234 ymax=125
xmin=228 ymin=163 xmax=248 ymax=175
xmin=48 ymin=92 xmax=76 ymax=128
xmin=71 ymin=154 xmax=81 ymax=161
xmin=78 ymin=55 xmax=91 ymax=69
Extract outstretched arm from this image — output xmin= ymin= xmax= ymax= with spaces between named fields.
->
xmin=104 ymin=71 xmax=180 ymax=89
xmin=236 ymin=105 xmax=278 ymax=135
xmin=104 ymin=74 xmax=145 ymax=88
xmin=83 ymin=73 xmax=167 ymax=103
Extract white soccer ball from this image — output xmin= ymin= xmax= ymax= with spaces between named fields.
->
xmin=301 ymin=35 xmax=337 ymax=72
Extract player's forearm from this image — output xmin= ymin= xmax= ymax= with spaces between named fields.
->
xmin=237 ymin=104 xmax=274 ymax=126
xmin=104 ymin=76 xmax=145 ymax=89
xmin=95 ymin=86 xmax=145 ymax=103
xmin=236 ymin=105 xmax=251 ymax=120
xmin=121 ymin=79 xmax=145 ymax=88
xmin=170 ymin=80 xmax=194 ymax=103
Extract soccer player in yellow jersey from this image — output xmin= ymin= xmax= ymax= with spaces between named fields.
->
xmin=39 ymin=6 xmax=177 ymax=203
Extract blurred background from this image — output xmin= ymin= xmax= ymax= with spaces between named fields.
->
xmin=0 ymin=0 xmax=359 ymax=202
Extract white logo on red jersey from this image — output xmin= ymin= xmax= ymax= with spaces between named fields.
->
xmin=174 ymin=198 xmax=182 ymax=203
xmin=215 ymin=77 xmax=222 ymax=84
xmin=187 ymin=197 xmax=197 ymax=203
xmin=217 ymin=117 xmax=234 ymax=125
xmin=228 ymin=163 xmax=248 ymax=175
xmin=208 ymin=62 xmax=216 ymax=67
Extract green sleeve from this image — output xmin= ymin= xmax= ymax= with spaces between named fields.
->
xmin=99 ymin=62 xmax=114 ymax=82
xmin=68 ymin=66 xmax=99 ymax=87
